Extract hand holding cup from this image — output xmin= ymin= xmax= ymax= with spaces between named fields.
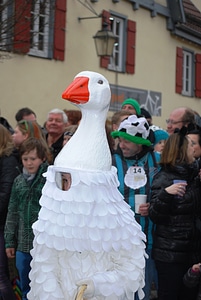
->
xmin=165 ymin=180 xmax=187 ymax=198
xmin=135 ymin=195 xmax=147 ymax=215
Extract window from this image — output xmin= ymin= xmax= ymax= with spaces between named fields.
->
xmin=176 ymin=47 xmax=201 ymax=98
xmin=108 ymin=15 xmax=125 ymax=72
xmin=11 ymin=0 xmax=66 ymax=60
xmin=182 ymin=50 xmax=193 ymax=96
xmin=100 ymin=10 xmax=136 ymax=75
xmin=0 ymin=0 xmax=8 ymax=48
xmin=29 ymin=0 xmax=50 ymax=58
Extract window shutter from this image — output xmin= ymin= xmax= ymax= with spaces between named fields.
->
xmin=54 ymin=0 xmax=66 ymax=61
xmin=176 ymin=47 xmax=183 ymax=94
xmin=100 ymin=10 xmax=111 ymax=68
xmin=13 ymin=0 xmax=31 ymax=53
xmin=195 ymin=53 xmax=201 ymax=98
xmin=126 ymin=20 xmax=136 ymax=74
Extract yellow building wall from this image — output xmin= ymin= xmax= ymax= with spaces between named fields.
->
xmin=192 ymin=0 xmax=201 ymax=11
xmin=0 ymin=0 xmax=201 ymax=129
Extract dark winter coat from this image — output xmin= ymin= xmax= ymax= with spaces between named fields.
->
xmin=149 ymin=161 xmax=201 ymax=264
xmin=4 ymin=162 xmax=48 ymax=252
xmin=46 ymin=133 xmax=64 ymax=163
xmin=0 ymin=154 xmax=20 ymax=227
xmin=183 ymin=268 xmax=201 ymax=300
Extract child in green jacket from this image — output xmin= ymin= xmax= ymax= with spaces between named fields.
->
xmin=4 ymin=137 xmax=50 ymax=300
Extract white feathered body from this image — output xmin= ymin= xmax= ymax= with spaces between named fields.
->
xmin=28 ymin=71 xmax=146 ymax=300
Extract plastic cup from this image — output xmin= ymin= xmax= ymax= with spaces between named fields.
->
xmin=173 ymin=179 xmax=187 ymax=184
xmin=173 ymin=179 xmax=187 ymax=198
xmin=135 ymin=194 xmax=147 ymax=214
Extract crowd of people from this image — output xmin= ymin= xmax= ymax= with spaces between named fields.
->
xmin=0 ymin=108 xmax=80 ymax=300
xmin=0 ymin=101 xmax=201 ymax=300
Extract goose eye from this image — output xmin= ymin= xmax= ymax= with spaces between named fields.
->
xmin=98 ymin=80 xmax=103 ymax=84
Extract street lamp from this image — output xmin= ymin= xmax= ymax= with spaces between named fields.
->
xmin=93 ymin=22 xmax=116 ymax=57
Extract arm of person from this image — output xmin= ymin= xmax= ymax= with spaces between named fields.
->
xmin=76 ymin=250 xmax=145 ymax=299
xmin=148 ymin=172 xmax=177 ymax=223
xmin=138 ymin=203 xmax=150 ymax=216
xmin=183 ymin=263 xmax=201 ymax=288
xmin=6 ymin=247 xmax=16 ymax=259
xmin=0 ymin=155 xmax=19 ymax=215
xmin=4 ymin=178 xmax=19 ymax=249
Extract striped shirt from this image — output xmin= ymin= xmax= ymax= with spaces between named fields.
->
xmin=112 ymin=147 xmax=160 ymax=249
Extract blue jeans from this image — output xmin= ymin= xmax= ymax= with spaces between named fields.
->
xmin=16 ymin=251 xmax=32 ymax=300
xmin=0 ymin=227 xmax=16 ymax=300
xmin=135 ymin=249 xmax=158 ymax=300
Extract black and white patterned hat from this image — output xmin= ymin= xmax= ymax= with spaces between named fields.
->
xmin=111 ymin=115 xmax=151 ymax=146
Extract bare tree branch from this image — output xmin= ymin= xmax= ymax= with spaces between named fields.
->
xmin=0 ymin=0 xmax=55 ymax=59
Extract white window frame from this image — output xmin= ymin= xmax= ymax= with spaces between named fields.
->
xmin=182 ymin=50 xmax=193 ymax=96
xmin=108 ymin=16 xmax=125 ymax=72
xmin=0 ymin=0 xmax=8 ymax=48
xmin=29 ymin=0 xmax=50 ymax=58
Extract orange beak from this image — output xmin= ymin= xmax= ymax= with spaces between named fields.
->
xmin=62 ymin=76 xmax=90 ymax=104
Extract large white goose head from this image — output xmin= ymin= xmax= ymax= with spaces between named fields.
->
xmin=62 ymin=71 xmax=111 ymax=112
xmin=54 ymin=71 xmax=112 ymax=171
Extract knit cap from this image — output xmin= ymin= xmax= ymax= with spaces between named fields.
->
xmin=111 ymin=115 xmax=151 ymax=146
xmin=121 ymin=98 xmax=141 ymax=115
xmin=140 ymin=107 xmax=152 ymax=119
xmin=153 ymin=129 xmax=169 ymax=145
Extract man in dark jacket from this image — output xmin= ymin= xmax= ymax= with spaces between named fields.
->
xmin=45 ymin=108 xmax=68 ymax=162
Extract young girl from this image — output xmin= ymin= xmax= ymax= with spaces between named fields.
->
xmin=150 ymin=125 xmax=169 ymax=154
xmin=12 ymin=120 xmax=51 ymax=167
xmin=4 ymin=137 xmax=50 ymax=300
xmin=12 ymin=120 xmax=44 ymax=149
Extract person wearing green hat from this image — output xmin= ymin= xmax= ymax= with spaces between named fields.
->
xmin=111 ymin=115 xmax=160 ymax=300
xmin=121 ymin=98 xmax=141 ymax=115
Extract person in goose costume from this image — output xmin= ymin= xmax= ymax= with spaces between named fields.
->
xmin=27 ymin=71 xmax=146 ymax=300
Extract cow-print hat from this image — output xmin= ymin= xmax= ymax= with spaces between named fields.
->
xmin=111 ymin=115 xmax=151 ymax=146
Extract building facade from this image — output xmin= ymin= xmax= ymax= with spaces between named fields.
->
xmin=0 ymin=0 xmax=201 ymax=128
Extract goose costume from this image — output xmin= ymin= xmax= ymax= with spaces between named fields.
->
xmin=28 ymin=71 xmax=146 ymax=300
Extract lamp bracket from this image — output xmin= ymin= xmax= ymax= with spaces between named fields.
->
xmin=76 ymin=0 xmax=99 ymax=16
xmin=78 ymin=15 xmax=101 ymax=22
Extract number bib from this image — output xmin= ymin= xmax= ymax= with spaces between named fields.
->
xmin=124 ymin=166 xmax=147 ymax=189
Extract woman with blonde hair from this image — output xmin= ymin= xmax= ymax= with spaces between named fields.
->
xmin=149 ymin=126 xmax=201 ymax=300
xmin=0 ymin=124 xmax=19 ymax=300
xmin=12 ymin=120 xmax=52 ymax=164
xmin=12 ymin=120 xmax=44 ymax=149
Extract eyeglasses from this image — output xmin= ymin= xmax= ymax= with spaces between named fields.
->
xmin=166 ymin=119 xmax=185 ymax=125
xmin=64 ymin=131 xmax=73 ymax=137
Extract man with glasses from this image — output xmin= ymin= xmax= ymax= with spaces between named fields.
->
xmin=166 ymin=107 xmax=195 ymax=135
